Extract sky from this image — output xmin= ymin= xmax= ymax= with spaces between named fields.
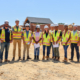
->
xmin=0 ymin=0 xmax=80 ymax=26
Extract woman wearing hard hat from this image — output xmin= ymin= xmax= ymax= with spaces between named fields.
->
xmin=32 ymin=25 xmax=42 ymax=60
xmin=42 ymin=25 xmax=51 ymax=60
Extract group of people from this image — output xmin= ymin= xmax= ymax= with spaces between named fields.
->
xmin=0 ymin=19 xmax=80 ymax=63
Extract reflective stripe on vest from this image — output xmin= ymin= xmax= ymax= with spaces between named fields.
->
xmin=62 ymin=30 xmax=71 ymax=45
xmin=52 ymin=30 xmax=61 ymax=44
xmin=23 ymin=31 xmax=32 ymax=44
xmin=71 ymin=31 xmax=79 ymax=43
xmin=13 ymin=26 xmax=22 ymax=39
xmin=43 ymin=32 xmax=51 ymax=46
xmin=1 ymin=29 xmax=11 ymax=42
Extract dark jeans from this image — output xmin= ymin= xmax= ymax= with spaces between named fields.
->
xmin=0 ymin=42 xmax=10 ymax=60
xmin=71 ymin=43 xmax=79 ymax=61
xmin=63 ymin=45 xmax=69 ymax=58
xmin=43 ymin=45 xmax=50 ymax=56
xmin=34 ymin=47 xmax=40 ymax=56
xmin=50 ymin=42 xmax=54 ymax=57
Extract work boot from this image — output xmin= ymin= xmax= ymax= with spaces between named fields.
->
xmin=69 ymin=58 xmax=73 ymax=61
xmin=27 ymin=56 xmax=31 ymax=60
xmin=5 ymin=59 xmax=10 ymax=62
xmin=34 ymin=55 xmax=36 ymax=60
xmin=77 ymin=60 xmax=79 ymax=62
xmin=58 ymin=57 xmax=60 ymax=61
xmin=63 ymin=57 xmax=66 ymax=62
xmin=46 ymin=56 xmax=49 ymax=60
xmin=37 ymin=55 xmax=39 ymax=60
xmin=23 ymin=57 xmax=25 ymax=60
xmin=12 ymin=57 xmax=15 ymax=61
xmin=42 ymin=56 xmax=45 ymax=60
xmin=56 ymin=57 xmax=60 ymax=61
xmin=0 ymin=59 xmax=2 ymax=63
xmin=65 ymin=58 xmax=68 ymax=62
xmin=54 ymin=56 xmax=56 ymax=60
xmin=52 ymin=56 xmax=55 ymax=59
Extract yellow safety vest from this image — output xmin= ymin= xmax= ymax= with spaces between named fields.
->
xmin=62 ymin=30 xmax=71 ymax=45
xmin=23 ymin=31 xmax=32 ymax=44
xmin=49 ymin=30 xmax=54 ymax=42
xmin=0 ymin=29 xmax=11 ymax=42
xmin=52 ymin=30 xmax=61 ymax=44
xmin=71 ymin=31 xmax=79 ymax=43
xmin=13 ymin=26 xmax=22 ymax=39
xmin=32 ymin=32 xmax=42 ymax=45
xmin=43 ymin=32 xmax=51 ymax=46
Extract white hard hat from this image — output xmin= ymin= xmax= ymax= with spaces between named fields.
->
xmin=44 ymin=25 xmax=49 ymax=29
xmin=25 ymin=23 xmax=30 ymax=27
xmin=73 ymin=25 xmax=77 ymax=27
xmin=54 ymin=24 xmax=58 ymax=27
xmin=64 ymin=23 xmax=68 ymax=26
xmin=36 ymin=25 xmax=40 ymax=28
xmin=5 ymin=20 xmax=9 ymax=24
xmin=50 ymin=24 xmax=55 ymax=27
xmin=15 ymin=19 xmax=19 ymax=22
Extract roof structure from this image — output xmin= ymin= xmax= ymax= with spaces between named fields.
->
xmin=24 ymin=17 xmax=53 ymax=24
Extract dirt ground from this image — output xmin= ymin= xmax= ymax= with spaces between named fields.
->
xmin=0 ymin=42 xmax=80 ymax=80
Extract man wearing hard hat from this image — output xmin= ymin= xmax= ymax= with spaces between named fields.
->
xmin=49 ymin=24 xmax=55 ymax=59
xmin=12 ymin=19 xmax=22 ymax=61
xmin=69 ymin=25 xmax=80 ymax=62
xmin=32 ymin=25 xmax=42 ymax=60
xmin=52 ymin=24 xmax=62 ymax=61
xmin=42 ymin=25 xmax=51 ymax=60
xmin=62 ymin=24 xmax=71 ymax=62
xmin=22 ymin=23 xmax=32 ymax=60
xmin=0 ymin=21 xmax=12 ymax=63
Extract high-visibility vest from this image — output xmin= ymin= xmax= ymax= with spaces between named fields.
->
xmin=0 ymin=29 xmax=11 ymax=42
xmin=49 ymin=30 xmax=54 ymax=42
xmin=71 ymin=31 xmax=79 ymax=43
xmin=23 ymin=30 xmax=32 ymax=44
xmin=32 ymin=32 xmax=42 ymax=45
xmin=52 ymin=30 xmax=61 ymax=44
xmin=62 ymin=30 xmax=71 ymax=45
xmin=43 ymin=32 xmax=51 ymax=46
xmin=13 ymin=26 xmax=22 ymax=39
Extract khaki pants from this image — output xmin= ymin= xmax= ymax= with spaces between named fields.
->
xmin=13 ymin=39 xmax=21 ymax=58
xmin=23 ymin=44 xmax=30 ymax=57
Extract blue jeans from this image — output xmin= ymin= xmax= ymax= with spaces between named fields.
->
xmin=43 ymin=45 xmax=50 ymax=56
xmin=63 ymin=45 xmax=69 ymax=58
xmin=50 ymin=42 xmax=54 ymax=57
xmin=71 ymin=43 xmax=79 ymax=61
xmin=34 ymin=47 xmax=40 ymax=56
xmin=0 ymin=42 xmax=10 ymax=60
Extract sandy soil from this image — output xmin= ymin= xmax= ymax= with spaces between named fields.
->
xmin=0 ymin=42 xmax=80 ymax=80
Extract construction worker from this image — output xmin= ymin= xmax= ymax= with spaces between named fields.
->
xmin=12 ymin=19 xmax=22 ymax=61
xmin=22 ymin=23 xmax=32 ymax=60
xmin=32 ymin=25 xmax=42 ymax=60
xmin=62 ymin=24 xmax=71 ymax=62
xmin=69 ymin=25 xmax=80 ymax=62
xmin=49 ymin=24 xmax=54 ymax=59
xmin=0 ymin=21 xmax=12 ymax=63
xmin=52 ymin=24 xmax=62 ymax=61
xmin=42 ymin=25 xmax=51 ymax=60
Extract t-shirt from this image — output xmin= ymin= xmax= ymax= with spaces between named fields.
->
xmin=55 ymin=30 xmax=62 ymax=36
xmin=0 ymin=29 xmax=12 ymax=43
xmin=73 ymin=30 xmax=77 ymax=35
xmin=33 ymin=32 xmax=42 ymax=41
